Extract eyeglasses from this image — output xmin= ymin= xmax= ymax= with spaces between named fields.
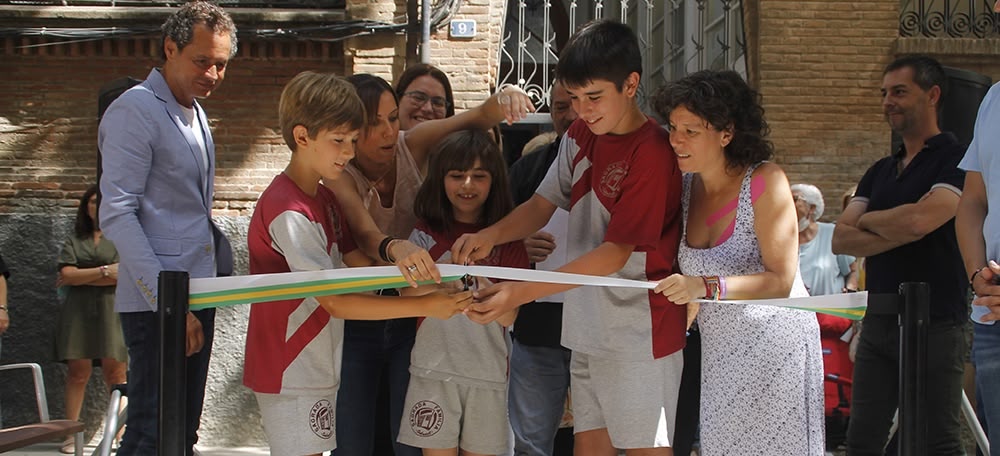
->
xmin=404 ymin=91 xmax=450 ymax=111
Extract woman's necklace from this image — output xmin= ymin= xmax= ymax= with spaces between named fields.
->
xmin=362 ymin=156 xmax=396 ymax=188
xmin=361 ymin=156 xmax=397 ymax=208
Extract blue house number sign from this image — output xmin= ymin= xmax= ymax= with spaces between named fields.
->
xmin=450 ymin=20 xmax=476 ymax=38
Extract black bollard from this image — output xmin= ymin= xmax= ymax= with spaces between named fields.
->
xmin=158 ymin=271 xmax=189 ymax=456
xmin=898 ymin=282 xmax=929 ymax=455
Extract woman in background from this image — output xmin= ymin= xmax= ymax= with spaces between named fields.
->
xmin=395 ymin=63 xmax=455 ymax=131
xmin=55 ymin=185 xmax=127 ymax=453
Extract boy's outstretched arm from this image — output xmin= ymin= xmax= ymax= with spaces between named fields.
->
xmin=465 ymin=241 xmax=633 ymax=324
xmin=451 ymin=193 xmax=557 ymax=265
xmin=317 ymin=290 xmax=473 ymax=321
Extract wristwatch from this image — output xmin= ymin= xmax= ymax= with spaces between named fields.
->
xmin=100 ymin=265 xmax=109 ymax=278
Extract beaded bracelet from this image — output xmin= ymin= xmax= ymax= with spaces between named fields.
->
xmin=703 ymin=276 xmax=721 ymax=300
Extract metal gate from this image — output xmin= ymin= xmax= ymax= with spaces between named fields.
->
xmin=497 ymin=0 xmax=748 ymax=114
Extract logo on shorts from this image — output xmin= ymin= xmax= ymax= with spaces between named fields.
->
xmin=408 ymin=400 xmax=444 ymax=437
xmin=308 ymin=399 xmax=334 ymax=439
xmin=599 ymin=160 xmax=629 ymax=199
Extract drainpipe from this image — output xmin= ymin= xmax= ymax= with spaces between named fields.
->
xmin=421 ymin=0 xmax=431 ymax=64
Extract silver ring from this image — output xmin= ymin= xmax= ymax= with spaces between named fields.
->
xmin=407 ymin=265 xmax=418 ymax=272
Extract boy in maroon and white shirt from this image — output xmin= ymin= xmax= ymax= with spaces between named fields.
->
xmin=243 ymin=71 xmax=471 ymax=456
xmin=451 ymin=21 xmax=685 ymax=453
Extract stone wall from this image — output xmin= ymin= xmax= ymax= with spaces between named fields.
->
xmin=0 ymin=215 xmax=259 ymax=446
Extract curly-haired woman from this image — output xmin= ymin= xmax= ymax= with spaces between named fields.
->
xmin=651 ymin=70 xmax=825 ymax=455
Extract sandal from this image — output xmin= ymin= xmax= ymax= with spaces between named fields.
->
xmin=59 ymin=436 xmax=75 ymax=454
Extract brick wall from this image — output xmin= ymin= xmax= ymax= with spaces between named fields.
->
xmin=428 ymin=0 xmax=507 ymax=108
xmin=0 ymin=36 xmax=346 ymax=216
xmin=752 ymin=0 xmax=1000 ymax=221
xmin=754 ymin=0 xmax=900 ymax=220
xmin=344 ymin=0 xmax=506 ymax=109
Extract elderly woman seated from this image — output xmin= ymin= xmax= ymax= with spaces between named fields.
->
xmin=791 ymin=182 xmax=858 ymax=452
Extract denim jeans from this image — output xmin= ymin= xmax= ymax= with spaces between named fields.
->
xmin=508 ymin=339 xmax=572 ymax=456
xmin=117 ymin=308 xmax=215 ymax=456
xmin=333 ymin=318 xmax=419 ymax=456
xmin=973 ymin=322 xmax=1000 ymax=456
xmin=845 ymin=314 xmax=966 ymax=456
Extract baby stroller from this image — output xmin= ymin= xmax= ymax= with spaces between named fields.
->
xmin=818 ymin=313 xmax=854 ymax=451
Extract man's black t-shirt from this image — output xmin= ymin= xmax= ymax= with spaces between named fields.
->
xmin=855 ymin=132 xmax=967 ymax=323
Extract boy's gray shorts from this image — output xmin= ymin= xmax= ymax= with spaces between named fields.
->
xmin=255 ymin=392 xmax=338 ymax=455
xmin=397 ymin=375 xmax=509 ymax=455
xmin=571 ymin=350 xmax=683 ymax=449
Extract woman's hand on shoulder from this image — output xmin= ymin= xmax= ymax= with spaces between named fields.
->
xmin=653 ymin=274 xmax=705 ymax=305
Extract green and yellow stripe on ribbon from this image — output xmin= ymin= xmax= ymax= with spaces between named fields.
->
xmin=188 ymin=264 xmax=869 ymax=320
xmin=189 ymin=266 xmax=464 ymax=311
xmin=791 ymin=306 xmax=867 ymax=321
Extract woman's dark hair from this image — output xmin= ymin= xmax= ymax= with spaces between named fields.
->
xmin=652 ymin=70 xmax=773 ymax=171
xmin=75 ymin=184 xmax=100 ymax=238
xmin=414 ymin=129 xmax=514 ymax=235
xmin=395 ymin=64 xmax=455 ymax=118
xmin=346 ymin=73 xmax=396 ymax=135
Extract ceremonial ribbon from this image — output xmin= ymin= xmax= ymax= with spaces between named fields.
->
xmin=188 ymin=264 xmax=867 ymax=320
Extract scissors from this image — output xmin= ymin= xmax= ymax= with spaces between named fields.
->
xmin=461 ymin=274 xmax=478 ymax=292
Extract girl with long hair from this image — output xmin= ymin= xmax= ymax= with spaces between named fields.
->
xmin=397 ymin=129 xmax=527 ymax=456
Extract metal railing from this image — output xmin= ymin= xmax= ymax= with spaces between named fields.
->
xmin=497 ymin=0 xmax=747 ymax=114
xmin=900 ymin=0 xmax=1000 ymax=38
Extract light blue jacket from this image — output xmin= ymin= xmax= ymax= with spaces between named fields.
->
xmin=99 ymin=68 xmax=233 ymax=313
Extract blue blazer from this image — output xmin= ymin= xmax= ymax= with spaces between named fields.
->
xmin=99 ymin=68 xmax=233 ymax=313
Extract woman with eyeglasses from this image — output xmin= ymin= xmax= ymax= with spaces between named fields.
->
xmin=325 ymin=73 xmax=532 ymax=456
xmin=395 ymin=64 xmax=455 ymax=131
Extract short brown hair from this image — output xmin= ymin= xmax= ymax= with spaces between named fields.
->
xmin=279 ymin=71 xmax=365 ymax=152
xmin=161 ymin=1 xmax=238 ymax=60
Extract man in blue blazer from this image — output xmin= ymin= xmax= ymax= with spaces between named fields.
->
xmin=98 ymin=3 xmax=236 ymax=455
